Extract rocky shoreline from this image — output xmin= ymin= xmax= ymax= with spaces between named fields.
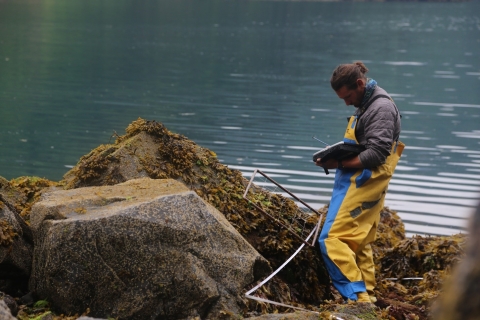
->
xmin=0 ymin=118 xmax=475 ymax=319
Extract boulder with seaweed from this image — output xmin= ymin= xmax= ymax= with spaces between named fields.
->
xmin=371 ymin=207 xmax=406 ymax=263
xmin=60 ymin=118 xmax=330 ymax=312
xmin=1 ymin=117 xmax=470 ymax=320
xmin=9 ymin=177 xmax=57 ymax=223
xmin=0 ymin=177 xmax=35 ymax=297
xmin=0 ymin=176 xmax=57 ymax=296
xmin=381 ymin=234 xmax=466 ymax=280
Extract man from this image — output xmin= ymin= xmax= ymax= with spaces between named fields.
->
xmin=315 ymin=61 xmax=404 ymax=303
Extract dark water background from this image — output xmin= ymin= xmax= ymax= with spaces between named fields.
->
xmin=1 ymin=0 xmax=479 ymax=236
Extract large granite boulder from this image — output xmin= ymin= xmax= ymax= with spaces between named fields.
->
xmin=29 ymin=178 xmax=271 ymax=319
xmin=0 ymin=177 xmax=33 ymax=295
xmin=59 ymin=119 xmax=331 ymax=310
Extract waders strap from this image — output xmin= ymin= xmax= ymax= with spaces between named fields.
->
xmin=357 ymin=94 xmax=402 ymax=141
xmin=357 ymin=94 xmax=393 ymax=117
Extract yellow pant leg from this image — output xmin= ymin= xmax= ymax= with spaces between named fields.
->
xmin=356 ymin=193 xmax=384 ymax=296
xmin=319 ymin=164 xmax=391 ymax=300
xmin=357 ymin=143 xmax=404 ymax=300
xmin=318 ymin=142 xmax=403 ymax=301
xmin=356 ymin=243 xmax=376 ymax=296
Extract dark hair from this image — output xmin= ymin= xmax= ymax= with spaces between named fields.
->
xmin=330 ymin=61 xmax=369 ymax=91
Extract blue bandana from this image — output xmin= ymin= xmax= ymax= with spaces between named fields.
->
xmin=360 ymin=78 xmax=377 ymax=108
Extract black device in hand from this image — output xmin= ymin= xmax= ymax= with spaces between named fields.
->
xmin=313 ymin=141 xmax=365 ymax=175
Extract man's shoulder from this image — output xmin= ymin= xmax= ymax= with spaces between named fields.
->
xmin=367 ymin=86 xmax=396 ymax=109
xmin=363 ymin=87 xmax=398 ymax=119
xmin=371 ymin=86 xmax=393 ymax=102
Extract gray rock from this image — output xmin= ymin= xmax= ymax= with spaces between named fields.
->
xmin=0 ymin=177 xmax=33 ymax=285
xmin=19 ymin=292 xmax=35 ymax=307
xmin=0 ymin=205 xmax=33 ymax=275
xmin=0 ymin=300 xmax=16 ymax=320
xmin=0 ymin=293 xmax=18 ymax=316
xmin=61 ymin=131 xmax=158 ymax=189
xmin=29 ymin=178 xmax=270 ymax=320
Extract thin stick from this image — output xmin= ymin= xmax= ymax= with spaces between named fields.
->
xmin=312 ymin=136 xmax=330 ymax=146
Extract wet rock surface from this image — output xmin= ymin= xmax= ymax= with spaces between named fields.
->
xmin=29 ymin=178 xmax=270 ymax=319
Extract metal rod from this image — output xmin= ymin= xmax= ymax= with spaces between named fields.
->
xmin=311 ymin=214 xmax=323 ymax=247
xmin=243 ymin=169 xmax=258 ymax=198
xmin=245 ymin=201 xmax=309 ymax=245
xmin=242 ymin=169 xmax=323 ymax=247
xmin=312 ymin=136 xmax=329 ymax=146
xmin=245 ymin=226 xmax=320 ymax=314
xmin=256 ymin=170 xmax=320 ymax=214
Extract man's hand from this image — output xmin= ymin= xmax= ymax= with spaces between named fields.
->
xmin=315 ymin=158 xmax=338 ymax=169
xmin=315 ymin=156 xmax=365 ymax=170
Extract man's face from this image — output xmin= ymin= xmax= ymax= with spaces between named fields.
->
xmin=335 ymin=79 xmax=366 ymax=108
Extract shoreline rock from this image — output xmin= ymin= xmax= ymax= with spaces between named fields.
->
xmin=29 ymin=178 xmax=270 ymax=319
xmin=0 ymin=118 xmax=471 ymax=319
xmin=60 ymin=118 xmax=332 ymax=311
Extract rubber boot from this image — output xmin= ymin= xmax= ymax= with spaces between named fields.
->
xmin=356 ymin=292 xmax=372 ymax=303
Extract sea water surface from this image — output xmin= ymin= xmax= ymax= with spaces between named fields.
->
xmin=1 ymin=0 xmax=479 ymax=236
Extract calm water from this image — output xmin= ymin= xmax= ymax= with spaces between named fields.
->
xmin=1 ymin=0 xmax=479 ymax=236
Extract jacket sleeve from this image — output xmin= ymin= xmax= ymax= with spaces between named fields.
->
xmin=358 ymin=100 xmax=398 ymax=168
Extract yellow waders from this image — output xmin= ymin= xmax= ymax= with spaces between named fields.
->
xmin=318 ymin=114 xmax=404 ymax=301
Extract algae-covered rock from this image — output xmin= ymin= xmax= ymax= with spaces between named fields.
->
xmin=10 ymin=176 xmax=57 ymax=222
xmin=0 ymin=176 xmax=27 ymax=210
xmin=29 ymin=178 xmax=271 ymax=319
xmin=60 ymin=118 xmax=330 ymax=312
xmin=373 ymin=233 xmax=466 ymax=318
xmin=0 ymin=177 xmax=34 ymax=295
xmin=380 ymin=234 xmax=466 ymax=279
xmin=0 ymin=205 xmax=33 ymax=277
xmin=321 ymin=302 xmax=378 ymax=320
xmin=10 ymin=117 xmax=467 ymax=320
xmin=372 ymin=207 xmax=406 ymax=263
xmin=0 ymin=119 xmax=472 ymax=320
xmin=0 ymin=176 xmax=31 ymax=241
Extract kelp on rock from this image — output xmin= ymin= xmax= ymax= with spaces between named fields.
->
xmin=60 ymin=118 xmax=330 ymax=313
xmin=0 ymin=118 xmax=469 ymax=320
xmin=59 ymin=118 xmax=468 ymax=319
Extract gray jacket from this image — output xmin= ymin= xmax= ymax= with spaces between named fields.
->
xmin=355 ymin=86 xmax=401 ymax=168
